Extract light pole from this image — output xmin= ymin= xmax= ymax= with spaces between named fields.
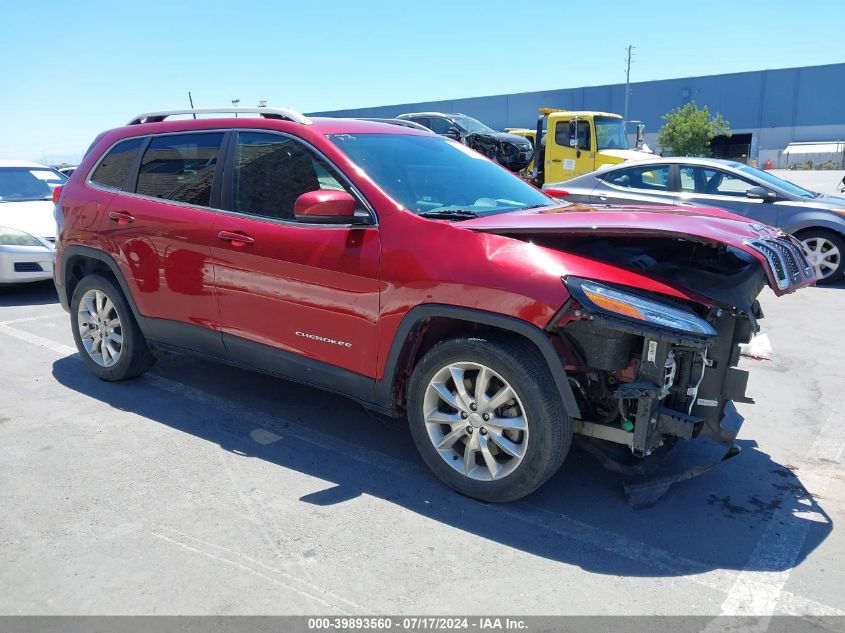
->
xmin=623 ymin=45 xmax=634 ymax=123
xmin=232 ymin=98 xmax=240 ymax=117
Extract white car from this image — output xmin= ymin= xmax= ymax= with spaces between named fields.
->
xmin=0 ymin=160 xmax=66 ymax=284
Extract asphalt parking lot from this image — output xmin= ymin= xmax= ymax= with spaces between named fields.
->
xmin=0 ymin=280 xmax=843 ymax=617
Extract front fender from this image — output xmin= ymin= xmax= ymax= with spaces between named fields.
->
xmin=778 ymin=206 xmax=845 ymax=237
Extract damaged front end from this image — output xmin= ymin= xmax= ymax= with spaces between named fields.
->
xmin=462 ymin=133 xmax=534 ymax=173
xmin=539 ymin=235 xmax=813 ymax=505
xmin=458 ymin=204 xmax=815 ymax=504
xmin=553 ymin=275 xmax=753 ymax=456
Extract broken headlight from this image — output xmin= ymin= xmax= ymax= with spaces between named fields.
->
xmin=565 ymin=277 xmax=717 ymax=337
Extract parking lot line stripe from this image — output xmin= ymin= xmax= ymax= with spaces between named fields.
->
xmin=0 ymin=323 xmax=76 ymax=356
xmin=155 ymin=526 xmax=371 ymax=614
xmin=2 ymin=323 xmax=842 ymax=616
xmin=0 ymin=313 xmax=63 ymax=327
xmin=150 ymin=531 xmax=352 ymax=614
xmin=717 ymin=404 xmax=845 ymax=618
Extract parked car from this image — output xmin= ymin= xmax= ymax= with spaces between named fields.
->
xmin=0 ymin=160 xmax=64 ymax=284
xmin=54 ymin=108 xmax=812 ymax=503
xmin=545 ymin=157 xmax=845 ymax=283
xmin=58 ymin=166 xmax=77 ymax=177
xmin=397 ymin=111 xmax=534 ymax=172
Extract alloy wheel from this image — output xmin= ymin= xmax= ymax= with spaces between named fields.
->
xmin=77 ymin=289 xmax=123 ymax=367
xmin=422 ymin=362 xmax=529 ymax=481
xmin=802 ymin=236 xmax=841 ymax=281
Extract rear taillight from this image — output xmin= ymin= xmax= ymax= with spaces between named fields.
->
xmin=52 ymin=185 xmax=63 ymax=205
xmin=545 ymin=188 xmax=569 ymax=199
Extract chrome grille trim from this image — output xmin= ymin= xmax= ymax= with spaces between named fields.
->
xmin=784 ymin=234 xmax=815 ymax=278
xmin=745 ymin=237 xmax=814 ymax=290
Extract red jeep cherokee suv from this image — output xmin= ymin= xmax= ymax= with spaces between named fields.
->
xmin=54 ymin=108 xmax=813 ymax=502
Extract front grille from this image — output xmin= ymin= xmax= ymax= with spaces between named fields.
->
xmin=746 ymin=237 xmax=814 ymax=289
xmin=14 ymin=262 xmax=43 ymax=273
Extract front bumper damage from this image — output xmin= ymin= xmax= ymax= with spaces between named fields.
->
xmin=553 ymin=299 xmax=759 ymax=507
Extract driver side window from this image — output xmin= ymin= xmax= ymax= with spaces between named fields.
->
xmin=233 ymin=132 xmax=355 ymax=221
xmin=554 ymin=121 xmax=591 ymax=150
xmin=428 ymin=118 xmax=455 ymax=135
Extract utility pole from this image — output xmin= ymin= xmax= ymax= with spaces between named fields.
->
xmin=624 ymin=45 xmax=635 ymax=122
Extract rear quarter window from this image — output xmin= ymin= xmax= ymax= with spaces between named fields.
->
xmin=90 ymin=138 xmax=144 ymax=189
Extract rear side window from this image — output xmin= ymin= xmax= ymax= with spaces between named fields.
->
xmin=602 ymin=164 xmax=670 ymax=191
xmin=90 ymin=138 xmax=144 ymax=189
xmin=136 ymin=133 xmax=224 ymax=206
xmin=232 ymin=132 xmax=353 ymax=221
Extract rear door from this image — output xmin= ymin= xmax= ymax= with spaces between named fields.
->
xmin=674 ymin=165 xmax=778 ymax=224
xmin=97 ymin=131 xmax=226 ymax=353
xmin=210 ymin=130 xmax=381 ymax=385
xmin=592 ymin=163 xmax=675 ymax=206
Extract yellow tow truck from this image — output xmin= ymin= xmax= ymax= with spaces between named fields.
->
xmin=507 ymin=108 xmax=653 ymax=185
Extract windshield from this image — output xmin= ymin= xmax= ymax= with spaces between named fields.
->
xmin=0 ymin=167 xmax=67 ymax=202
xmin=736 ymin=164 xmax=817 ymax=198
xmin=595 ymin=116 xmax=629 ymax=150
xmin=452 ymin=115 xmax=495 ymax=135
xmin=328 ymin=133 xmax=554 ymax=216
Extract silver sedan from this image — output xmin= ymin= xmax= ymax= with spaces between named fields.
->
xmin=545 ymin=157 xmax=845 ymax=283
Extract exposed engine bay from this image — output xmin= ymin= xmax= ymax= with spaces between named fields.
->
xmin=539 ymin=235 xmax=766 ymax=458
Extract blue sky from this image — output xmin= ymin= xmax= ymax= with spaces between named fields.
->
xmin=1 ymin=0 xmax=842 ymax=163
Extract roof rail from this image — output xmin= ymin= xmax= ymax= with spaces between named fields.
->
xmin=127 ymin=107 xmax=313 ymax=126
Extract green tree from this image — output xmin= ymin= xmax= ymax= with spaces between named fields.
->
xmin=657 ymin=101 xmax=730 ymax=157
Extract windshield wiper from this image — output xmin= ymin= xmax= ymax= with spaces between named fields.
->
xmin=418 ymin=209 xmax=480 ymax=220
xmin=519 ymin=203 xmax=553 ymax=210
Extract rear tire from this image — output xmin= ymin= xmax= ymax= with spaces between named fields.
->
xmin=407 ymin=334 xmax=571 ymax=502
xmin=70 ymin=273 xmax=155 ymax=381
xmin=797 ymin=229 xmax=844 ymax=284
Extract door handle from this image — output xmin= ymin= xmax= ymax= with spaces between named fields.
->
xmin=108 ymin=210 xmax=135 ymax=225
xmin=218 ymin=230 xmax=254 ymax=247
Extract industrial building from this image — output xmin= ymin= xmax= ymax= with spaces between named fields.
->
xmin=312 ymin=62 xmax=845 ymax=168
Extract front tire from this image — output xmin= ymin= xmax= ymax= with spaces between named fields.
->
xmin=70 ymin=273 xmax=155 ymax=381
xmin=407 ymin=335 xmax=571 ymax=502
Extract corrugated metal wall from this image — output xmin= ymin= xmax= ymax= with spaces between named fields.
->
xmin=310 ymin=63 xmax=845 ymax=158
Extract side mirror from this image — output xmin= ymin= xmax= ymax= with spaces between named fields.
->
xmin=568 ymin=121 xmax=578 ymax=148
xmin=445 ymin=126 xmax=462 ymax=140
xmin=294 ymin=190 xmax=357 ymax=223
xmin=746 ymin=185 xmax=777 ymax=201
xmin=839 ymin=176 xmax=845 ymax=193
xmin=636 ymin=124 xmax=645 ymax=147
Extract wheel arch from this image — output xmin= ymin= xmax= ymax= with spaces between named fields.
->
xmin=61 ymin=246 xmax=149 ymax=334
xmin=780 ymin=211 xmax=845 ymax=238
xmin=376 ymin=304 xmax=581 ymax=419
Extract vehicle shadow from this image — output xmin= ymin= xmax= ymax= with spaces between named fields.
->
xmin=51 ymin=352 xmax=831 ymax=578
xmin=0 ymin=280 xmax=58 ymax=307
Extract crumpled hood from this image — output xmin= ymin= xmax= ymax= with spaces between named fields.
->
xmin=599 ymin=148 xmax=654 ymax=162
xmin=469 ymin=131 xmax=533 ymax=148
xmin=457 ymin=203 xmax=815 ymax=295
xmin=0 ymin=200 xmax=57 ymax=240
